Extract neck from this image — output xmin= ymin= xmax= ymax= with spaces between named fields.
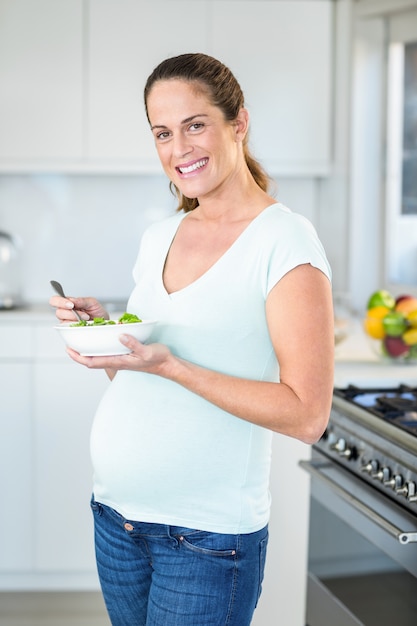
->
xmin=195 ymin=168 xmax=274 ymax=223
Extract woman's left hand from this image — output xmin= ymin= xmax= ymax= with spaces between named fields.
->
xmin=66 ymin=334 xmax=173 ymax=377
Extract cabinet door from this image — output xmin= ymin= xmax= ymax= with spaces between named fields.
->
xmin=0 ymin=0 xmax=83 ymax=162
xmin=87 ymin=0 xmax=210 ymax=168
xmin=211 ymin=1 xmax=333 ymax=176
xmin=0 ymin=363 xmax=33 ymax=571
xmin=33 ymin=361 xmax=109 ymax=574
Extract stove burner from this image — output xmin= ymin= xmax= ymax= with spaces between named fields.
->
xmin=334 ymin=384 xmax=417 ymax=436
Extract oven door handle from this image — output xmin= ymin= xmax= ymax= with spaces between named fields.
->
xmin=299 ymin=459 xmax=417 ymax=544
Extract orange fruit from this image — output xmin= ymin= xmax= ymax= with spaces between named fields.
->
xmin=363 ymin=306 xmax=391 ymax=339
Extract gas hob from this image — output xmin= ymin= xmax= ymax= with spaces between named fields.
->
xmin=334 ymin=384 xmax=417 ymax=437
xmin=315 ymin=384 xmax=417 ymax=517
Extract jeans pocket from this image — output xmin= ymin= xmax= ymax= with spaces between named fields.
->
xmin=177 ymin=531 xmax=237 ymax=558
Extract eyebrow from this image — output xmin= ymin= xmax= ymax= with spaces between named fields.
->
xmin=150 ymin=114 xmax=208 ymax=131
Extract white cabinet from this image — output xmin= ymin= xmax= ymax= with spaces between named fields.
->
xmin=0 ymin=0 xmax=333 ymax=175
xmin=0 ymin=355 xmax=33 ymax=571
xmin=87 ymin=0 xmax=332 ymax=175
xmin=211 ymin=0 xmax=333 ymax=175
xmin=88 ymin=0 xmax=210 ymax=169
xmin=0 ymin=0 xmax=84 ymax=164
xmin=0 ymin=326 xmax=33 ymax=572
xmin=0 ymin=319 xmax=109 ymax=590
xmin=33 ymin=360 xmax=107 ymax=575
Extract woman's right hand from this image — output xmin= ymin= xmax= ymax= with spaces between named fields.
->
xmin=49 ymin=295 xmax=109 ymax=324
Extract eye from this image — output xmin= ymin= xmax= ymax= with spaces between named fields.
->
xmin=154 ymin=130 xmax=171 ymax=142
xmin=188 ymin=122 xmax=205 ymax=132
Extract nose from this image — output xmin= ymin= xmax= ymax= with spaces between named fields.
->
xmin=172 ymin=132 xmax=192 ymax=158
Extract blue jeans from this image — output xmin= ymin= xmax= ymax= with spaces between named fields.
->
xmin=91 ymin=497 xmax=268 ymax=626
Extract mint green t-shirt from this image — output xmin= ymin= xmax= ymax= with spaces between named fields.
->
xmin=90 ymin=203 xmax=331 ymax=533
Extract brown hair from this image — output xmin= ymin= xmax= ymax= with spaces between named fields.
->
xmin=144 ymin=53 xmax=273 ymax=212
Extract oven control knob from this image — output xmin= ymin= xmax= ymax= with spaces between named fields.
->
xmin=327 ymin=432 xmax=337 ymax=447
xmin=331 ymin=437 xmax=346 ymax=453
xmin=374 ymin=467 xmax=390 ymax=482
xmin=361 ymin=460 xmax=379 ymax=475
xmin=385 ymin=474 xmax=403 ymax=490
xmin=331 ymin=438 xmax=358 ymax=460
xmin=396 ymin=480 xmax=417 ymax=500
xmin=340 ymin=446 xmax=358 ymax=460
xmin=406 ymin=482 xmax=417 ymax=503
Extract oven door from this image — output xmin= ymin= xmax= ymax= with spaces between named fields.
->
xmin=300 ymin=450 xmax=417 ymax=626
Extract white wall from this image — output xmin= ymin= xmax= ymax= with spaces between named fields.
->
xmin=0 ymin=173 xmax=326 ymax=306
xmin=0 ymin=174 xmax=175 ymax=304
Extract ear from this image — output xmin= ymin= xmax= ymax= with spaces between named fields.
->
xmin=234 ymin=107 xmax=250 ymax=142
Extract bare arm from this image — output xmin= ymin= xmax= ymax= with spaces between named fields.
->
xmin=165 ymin=264 xmax=334 ymax=442
xmin=62 ymin=264 xmax=334 ymax=444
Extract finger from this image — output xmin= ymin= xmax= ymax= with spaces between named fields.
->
xmin=119 ymin=333 xmax=143 ymax=352
xmin=49 ymin=295 xmax=77 ymax=310
xmin=49 ymin=299 xmax=81 ymax=323
xmin=72 ymin=297 xmax=108 ymax=320
xmin=66 ymin=348 xmax=127 ymax=369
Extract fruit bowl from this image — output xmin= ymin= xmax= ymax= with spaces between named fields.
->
xmin=367 ymin=337 xmax=417 ymax=363
xmin=54 ymin=314 xmax=157 ymax=356
xmin=363 ymin=290 xmax=417 ymax=363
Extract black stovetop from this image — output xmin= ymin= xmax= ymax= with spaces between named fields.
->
xmin=334 ymin=385 xmax=417 ymax=437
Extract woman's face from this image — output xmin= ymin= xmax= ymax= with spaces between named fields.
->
xmin=146 ymin=79 xmax=247 ymax=202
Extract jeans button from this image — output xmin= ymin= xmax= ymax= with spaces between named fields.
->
xmin=124 ymin=523 xmax=134 ymax=531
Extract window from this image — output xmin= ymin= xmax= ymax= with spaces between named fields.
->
xmin=402 ymin=42 xmax=417 ymax=215
xmin=385 ymin=32 xmax=417 ymax=287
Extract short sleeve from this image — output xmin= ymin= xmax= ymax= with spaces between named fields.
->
xmin=265 ymin=210 xmax=332 ymax=296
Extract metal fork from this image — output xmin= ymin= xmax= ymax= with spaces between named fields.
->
xmin=50 ymin=280 xmax=83 ymax=322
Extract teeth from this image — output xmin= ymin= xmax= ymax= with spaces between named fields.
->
xmin=179 ymin=159 xmax=208 ymax=174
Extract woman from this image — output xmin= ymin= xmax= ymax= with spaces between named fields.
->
xmin=50 ymin=53 xmax=334 ymax=626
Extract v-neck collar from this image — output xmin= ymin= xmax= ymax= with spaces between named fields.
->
xmin=162 ymin=202 xmax=280 ymax=297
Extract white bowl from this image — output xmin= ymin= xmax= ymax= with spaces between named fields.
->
xmin=54 ymin=320 xmax=156 ymax=356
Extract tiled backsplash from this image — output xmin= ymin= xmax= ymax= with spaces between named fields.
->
xmin=0 ymin=174 xmax=176 ymax=304
xmin=0 ymin=174 xmax=318 ymax=305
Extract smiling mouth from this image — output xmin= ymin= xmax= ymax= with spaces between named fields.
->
xmin=177 ymin=158 xmax=208 ymax=174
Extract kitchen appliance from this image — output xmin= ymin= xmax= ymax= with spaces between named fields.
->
xmin=300 ymin=384 xmax=417 ymax=626
xmin=0 ymin=231 xmax=22 ymax=308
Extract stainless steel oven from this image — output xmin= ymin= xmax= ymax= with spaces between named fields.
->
xmin=300 ymin=385 xmax=417 ymax=626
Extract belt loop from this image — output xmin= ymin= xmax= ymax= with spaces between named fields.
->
xmin=167 ymin=525 xmax=181 ymax=548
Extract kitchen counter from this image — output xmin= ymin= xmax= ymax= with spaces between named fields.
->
xmin=1 ymin=309 xmax=416 ymax=387
xmin=0 ymin=300 xmax=127 ymax=323
xmin=335 ymin=318 xmax=417 ymax=388
xmin=0 ymin=304 xmax=57 ymax=323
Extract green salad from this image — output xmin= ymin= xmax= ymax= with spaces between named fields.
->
xmin=71 ymin=312 xmax=142 ymax=327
